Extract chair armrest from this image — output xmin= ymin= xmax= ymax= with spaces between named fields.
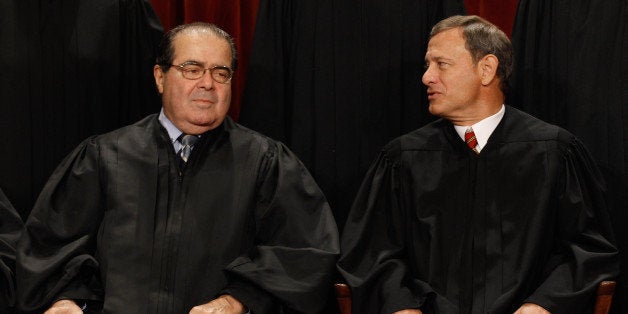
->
xmin=594 ymin=280 xmax=616 ymax=314
xmin=334 ymin=283 xmax=351 ymax=314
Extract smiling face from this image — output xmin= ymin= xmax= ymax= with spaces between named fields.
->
xmin=154 ymin=30 xmax=232 ymax=134
xmin=422 ymin=28 xmax=483 ymax=123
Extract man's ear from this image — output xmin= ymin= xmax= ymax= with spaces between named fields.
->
xmin=154 ymin=65 xmax=165 ymax=94
xmin=479 ymin=54 xmax=499 ymax=86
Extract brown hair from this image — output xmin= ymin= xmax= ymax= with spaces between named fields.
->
xmin=431 ymin=15 xmax=513 ymax=93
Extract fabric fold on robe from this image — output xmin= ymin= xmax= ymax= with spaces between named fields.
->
xmin=338 ymin=106 xmax=618 ymax=314
xmin=17 ymin=115 xmax=339 ymax=314
xmin=0 ymin=188 xmax=23 ymax=312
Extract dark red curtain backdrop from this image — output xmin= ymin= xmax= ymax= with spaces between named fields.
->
xmin=464 ymin=0 xmax=519 ymax=37
xmin=149 ymin=0 xmax=260 ymax=120
xmin=148 ymin=0 xmax=517 ymax=121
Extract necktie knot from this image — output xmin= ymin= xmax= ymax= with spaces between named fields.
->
xmin=178 ymin=134 xmax=198 ymax=163
xmin=464 ymin=128 xmax=479 ymax=154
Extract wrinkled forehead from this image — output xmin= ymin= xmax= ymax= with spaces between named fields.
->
xmin=172 ymin=29 xmax=225 ymax=49
xmin=428 ymin=28 xmax=465 ymax=47
xmin=171 ymin=31 xmax=230 ymax=62
xmin=425 ymin=28 xmax=468 ymax=59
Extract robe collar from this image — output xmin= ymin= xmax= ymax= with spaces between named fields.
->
xmin=453 ymin=105 xmax=505 ymax=153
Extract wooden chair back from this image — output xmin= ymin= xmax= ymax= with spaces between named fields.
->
xmin=334 ymin=281 xmax=617 ymax=314
xmin=594 ymin=280 xmax=616 ymax=314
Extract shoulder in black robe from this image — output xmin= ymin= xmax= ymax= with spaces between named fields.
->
xmin=17 ymin=115 xmax=339 ymax=313
xmin=0 ymin=188 xmax=23 ymax=312
xmin=338 ymin=106 xmax=619 ymax=314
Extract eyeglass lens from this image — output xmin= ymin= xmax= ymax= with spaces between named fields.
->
xmin=177 ymin=64 xmax=232 ymax=83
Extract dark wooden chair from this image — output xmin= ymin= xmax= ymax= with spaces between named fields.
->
xmin=334 ymin=281 xmax=617 ymax=314
xmin=594 ymin=280 xmax=617 ymax=314
xmin=334 ymin=283 xmax=352 ymax=314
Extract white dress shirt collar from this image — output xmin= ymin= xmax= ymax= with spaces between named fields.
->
xmin=453 ymin=104 xmax=505 ymax=153
xmin=158 ymin=108 xmax=184 ymax=153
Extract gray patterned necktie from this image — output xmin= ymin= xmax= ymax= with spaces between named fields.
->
xmin=178 ymin=134 xmax=198 ymax=163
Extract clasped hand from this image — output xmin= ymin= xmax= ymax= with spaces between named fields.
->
xmin=392 ymin=302 xmax=550 ymax=314
xmin=45 ymin=294 xmax=246 ymax=314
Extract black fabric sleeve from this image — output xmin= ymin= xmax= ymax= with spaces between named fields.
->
xmin=337 ymin=149 xmax=430 ymax=314
xmin=16 ymin=138 xmax=104 ymax=312
xmin=523 ymin=135 xmax=619 ymax=313
xmin=0 ymin=188 xmax=23 ymax=312
xmin=223 ymin=142 xmax=340 ymax=313
xmin=221 ymin=275 xmax=278 ymax=313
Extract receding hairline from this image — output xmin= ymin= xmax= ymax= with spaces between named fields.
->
xmin=169 ymin=31 xmax=232 ymax=68
xmin=157 ymin=22 xmax=238 ymax=71
xmin=177 ymin=25 xmax=221 ymax=36
xmin=429 ymin=15 xmax=495 ymax=37
xmin=172 ymin=27 xmax=230 ymax=45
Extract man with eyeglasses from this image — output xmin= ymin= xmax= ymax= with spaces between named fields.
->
xmin=17 ymin=22 xmax=339 ymax=314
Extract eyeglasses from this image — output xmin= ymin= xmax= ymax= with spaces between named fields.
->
xmin=166 ymin=63 xmax=233 ymax=84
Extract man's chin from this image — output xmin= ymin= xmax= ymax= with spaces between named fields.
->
xmin=428 ymin=103 xmax=441 ymax=116
xmin=177 ymin=119 xmax=216 ymax=135
xmin=193 ymin=116 xmax=226 ymax=130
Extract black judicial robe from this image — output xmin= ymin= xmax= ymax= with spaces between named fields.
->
xmin=0 ymin=188 xmax=23 ymax=312
xmin=337 ymin=106 xmax=619 ymax=314
xmin=17 ymin=115 xmax=339 ymax=313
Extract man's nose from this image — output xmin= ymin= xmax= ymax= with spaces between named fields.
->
xmin=421 ymin=66 xmax=434 ymax=86
xmin=197 ymin=69 xmax=215 ymax=89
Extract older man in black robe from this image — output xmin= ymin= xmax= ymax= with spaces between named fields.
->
xmin=338 ymin=15 xmax=618 ymax=314
xmin=17 ymin=23 xmax=339 ymax=314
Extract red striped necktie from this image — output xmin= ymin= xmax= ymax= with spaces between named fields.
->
xmin=465 ymin=128 xmax=479 ymax=154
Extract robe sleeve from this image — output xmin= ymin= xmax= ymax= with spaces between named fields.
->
xmin=221 ymin=142 xmax=340 ymax=313
xmin=524 ymin=136 xmax=619 ymax=312
xmin=16 ymin=138 xmax=104 ymax=312
xmin=0 ymin=188 xmax=23 ymax=312
xmin=337 ymin=148 xmax=430 ymax=314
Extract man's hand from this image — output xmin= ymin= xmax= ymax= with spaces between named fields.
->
xmin=44 ymin=299 xmax=83 ymax=314
xmin=514 ymin=303 xmax=551 ymax=314
xmin=393 ymin=310 xmax=423 ymax=314
xmin=189 ymin=295 xmax=246 ymax=314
